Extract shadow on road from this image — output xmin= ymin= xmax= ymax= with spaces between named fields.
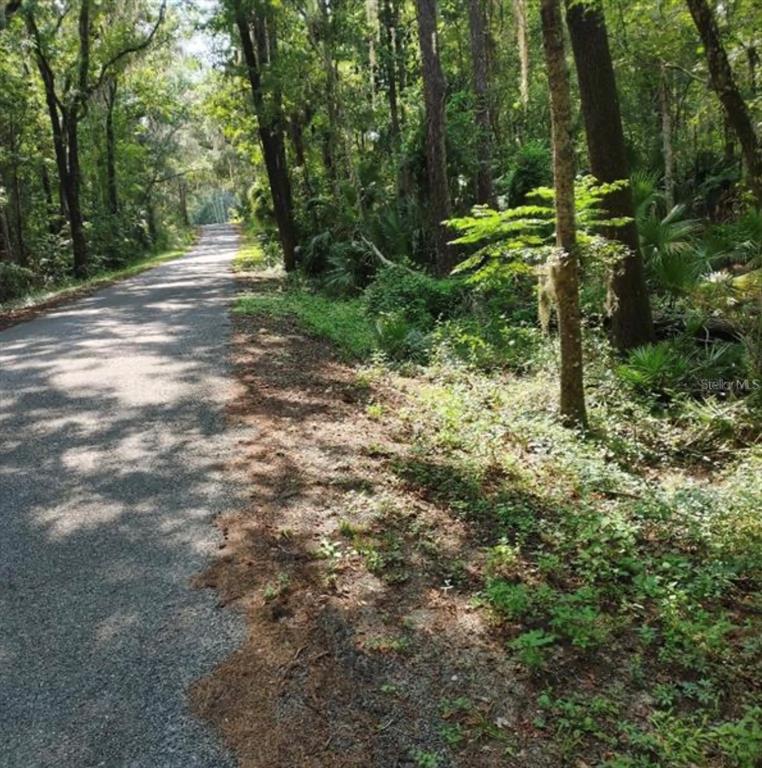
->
xmin=0 ymin=225 xmax=247 ymax=768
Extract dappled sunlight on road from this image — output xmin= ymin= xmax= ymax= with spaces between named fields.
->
xmin=0 ymin=225 xmax=249 ymax=768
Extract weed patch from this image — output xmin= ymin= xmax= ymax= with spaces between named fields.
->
xmin=235 ymin=290 xmax=375 ymax=359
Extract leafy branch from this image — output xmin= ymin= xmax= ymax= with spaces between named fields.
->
xmin=447 ymin=176 xmax=633 ymax=280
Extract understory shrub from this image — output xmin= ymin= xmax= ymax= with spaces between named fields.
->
xmin=617 ymin=342 xmax=692 ymax=395
xmin=501 ymin=140 xmax=552 ymax=207
xmin=617 ymin=339 xmax=752 ymax=400
xmin=374 ymin=310 xmax=431 ymax=362
xmin=432 ymin=318 xmax=544 ymax=372
xmin=364 ymin=265 xmax=466 ymax=328
xmin=0 ymin=262 xmax=36 ymax=303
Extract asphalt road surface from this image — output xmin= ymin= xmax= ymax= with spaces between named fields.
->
xmin=0 ymin=225 xmax=245 ymax=767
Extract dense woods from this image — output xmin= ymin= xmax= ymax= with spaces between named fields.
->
xmin=5 ymin=0 xmax=760 ymax=417
xmin=2 ymin=0 xmax=761 ymax=765
xmin=0 ymin=0 xmax=207 ymax=297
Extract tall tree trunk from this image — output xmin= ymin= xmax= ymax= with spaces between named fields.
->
xmin=288 ymin=111 xmax=318 ymax=220
xmin=289 ymin=113 xmax=307 ymax=169
xmin=467 ymin=0 xmax=494 ymax=205
xmin=234 ymin=2 xmax=297 ymax=272
xmin=178 ymin=180 xmax=190 ymax=227
xmin=659 ymin=62 xmax=675 ymax=210
xmin=723 ymin=114 xmax=736 ymax=164
xmin=10 ymin=166 xmax=25 ymax=266
xmin=366 ymin=0 xmax=379 ymax=109
xmin=685 ymin=0 xmax=762 ymax=207
xmin=414 ymin=0 xmax=453 ymax=274
xmin=8 ymin=123 xmax=27 ymax=266
xmin=318 ymin=0 xmax=341 ymax=190
xmin=513 ymin=0 xmax=530 ymax=109
xmin=382 ymin=0 xmax=413 ymax=199
xmin=0 ymin=169 xmax=16 ymax=262
xmin=105 ymin=78 xmax=119 ymax=215
xmin=64 ymin=110 xmax=88 ymax=278
xmin=381 ymin=0 xmax=401 ymax=145
xmin=540 ymin=0 xmax=587 ymax=428
xmin=146 ymin=193 xmax=157 ymax=246
xmin=0 ymin=204 xmax=14 ymax=263
xmin=565 ymin=0 xmax=653 ymax=352
xmin=26 ymin=10 xmax=89 ymax=278
xmin=748 ymin=44 xmax=758 ymax=96
xmin=40 ymin=90 xmax=87 ymax=277
xmin=396 ymin=6 xmax=408 ymax=127
xmin=40 ymin=163 xmax=60 ymax=235
xmin=66 ymin=0 xmax=90 ymax=278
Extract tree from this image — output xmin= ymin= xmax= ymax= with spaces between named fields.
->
xmin=565 ymin=0 xmax=654 ymax=352
xmin=315 ymin=0 xmax=342 ymax=190
xmin=540 ymin=0 xmax=587 ymax=427
xmin=467 ymin=0 xmax=494 ymax=205
xmin=23 ymin=0 xmax=166 ymax=277
xmin=233 ymin=0 xmax=297 ymax=271
xmin=414 ymin=0 xmax=453 ymax=275
xmin=0 ymin=1 xmax=20 ymax=29
xmin=25 ymin=6 xmax=90 ymax=277
xmin=0 ymin=191 xmax=13 ymax=263
xmin=0 ymin=48 xmax=28 ymax=267
xmin=513 ymin=0 xmax=530 ymax=109
xmin=659 ymin=61 xmax=675 ymax=210
xmin=104 ymin=77 xmax=119 ymax=216
xmin=685 ymin=0 xmax=762 ymax=207
xmin=380 ymin=0 xmax=404 ymax=152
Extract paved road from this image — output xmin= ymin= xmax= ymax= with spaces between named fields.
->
xmin=0 ymin=225 xmax=245 ymax=767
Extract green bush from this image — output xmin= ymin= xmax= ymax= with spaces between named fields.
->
xmin=549 ymin=587 xmax=610 ymax=649
xmin=617 ymin=342 xmax=691 ymax=395
xmin=432 ymin=318 xmax=545 ymax=371
xmin=639 ymin=205 xmax=705 ymax=295
xmin=502 ymin=141 xmax=552 ymax=207
xmin=689 ymin=342 xmax=748 ymax=394
xmin=364 ymin=265 xmax=466 ymax=329
xmin=618 ymin=338 xmax=751 ymax=401
xmin=375 ymin=310 xmax=431 ymax=362
xmin=509 ymin=629 xmax=557 ymax=669
xmin=300 ymin=230 xmax=333 ymax=275
xmin=0 ymin=262 xmax=36 ymax=303
xmin=484 ymin=580 xmax=532 ymax=619
xmin=323 ymin=239 xmax=374 ymax=294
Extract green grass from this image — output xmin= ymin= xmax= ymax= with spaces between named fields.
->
xmin=232 ymin=223 xmax=281 ymax=271
xmin=235 ymin=289 xmax=376 ymax=359
xmin=232 ymin=238 xmax=266 ymax=272
xmin=0 ymin=245 xmax=192 ymax=313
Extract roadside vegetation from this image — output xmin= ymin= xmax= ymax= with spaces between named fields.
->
xmin=233 ymin=223 xmax=761 ymax=764
xmin=222 ymin=0 xmax=762 ymax=750
xmin=0 ymin=240 xmax=193 ymax=316
xmin=0 ymin=3 xmax=222 ymax=306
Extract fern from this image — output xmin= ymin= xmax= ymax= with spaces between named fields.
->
xmin=447 ymin=175 xmax=632 ymax=283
